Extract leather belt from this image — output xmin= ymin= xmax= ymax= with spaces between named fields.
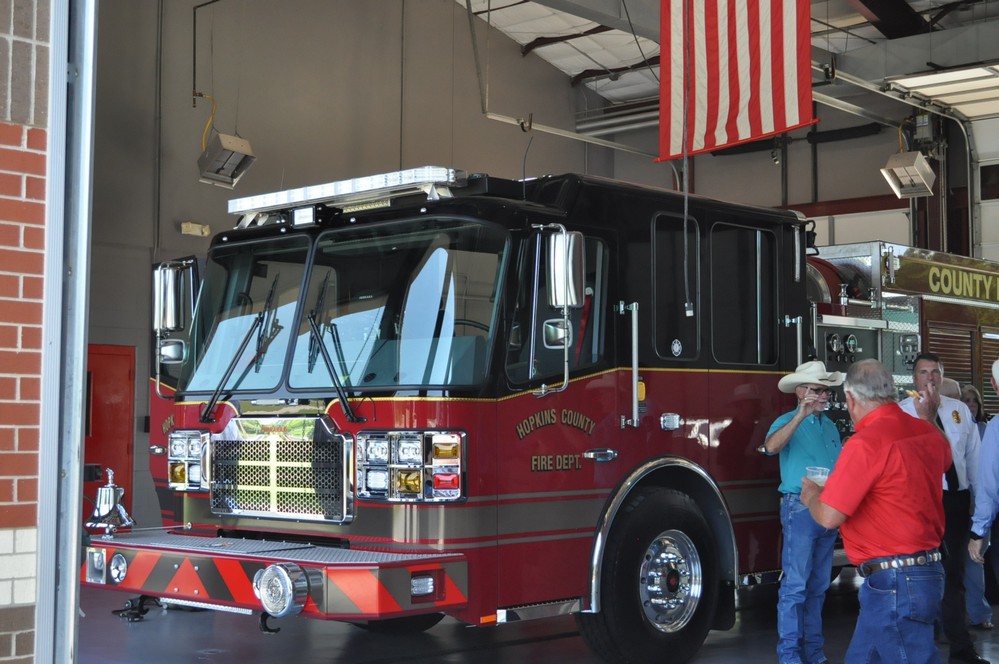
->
xmin=858 ymin=550 xmax=941 ymax=578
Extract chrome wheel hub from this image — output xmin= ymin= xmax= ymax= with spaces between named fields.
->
xmin=638 ymin=529 xmax=702 ymax=633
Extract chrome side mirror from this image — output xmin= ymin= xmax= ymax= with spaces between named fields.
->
xmin=159 ymin=338 xmax=186 ymax=365
xmin=546 ymin=231 xmax=585 ymax=309
xmin=543 ymin=319 xmax=572 ymax=349
xmin=153 ymin=262 xmax=190 ymax=333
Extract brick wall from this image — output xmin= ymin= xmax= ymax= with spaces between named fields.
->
xmin=0 ymin=119 xmax=44 ymax=663
xmin=1 ymin=0 xmax=50 ymax=661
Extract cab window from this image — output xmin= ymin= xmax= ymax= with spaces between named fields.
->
xmin=654 ymin=213 xmax=700 ymax=360
xmin=506 ymin=233 xmax=607 ymax=384
xmin=710 ymin=223 xmax=777 ymax=365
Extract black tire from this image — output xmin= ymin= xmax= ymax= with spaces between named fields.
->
xmin=353 ymin=612 xmax=445 ymax=634
xmin=830 ymin=565 xmax=844 ymax=583
xmin=576 ymin=488 xmax=719 ymax=664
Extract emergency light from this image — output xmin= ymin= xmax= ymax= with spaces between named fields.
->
xmin=228 ymin=166 xmax=466 ymax=216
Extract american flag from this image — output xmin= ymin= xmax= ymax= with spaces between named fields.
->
xmin=659 ymin=0 xmax=815 ymax=161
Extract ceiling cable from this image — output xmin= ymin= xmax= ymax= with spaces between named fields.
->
xmin=621 ymin=0 xmax=660 ymax=83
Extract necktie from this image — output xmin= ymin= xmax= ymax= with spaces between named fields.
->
xmin=946 ymin=462 xmax=960 ymax=491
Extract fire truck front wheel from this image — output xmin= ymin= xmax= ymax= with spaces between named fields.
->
xmin=576 ymin=487 xmax=718 ymax=664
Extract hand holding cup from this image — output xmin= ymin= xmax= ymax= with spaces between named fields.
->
xmin=805 ymin=466 xmax=830 ymax=487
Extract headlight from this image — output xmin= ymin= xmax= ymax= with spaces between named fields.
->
xmin=169 ymin=438 xmax=188 ymax=457
xmin=167 ymin=430 xmax=210 ymax=491
xmin=364 ymin=468 xmax=389 ymax=492
xmin=168 ymin=430 xmax=208 ymax=459
xmin=357 ymin=431 xmax=464 ymax=502
xmin=366 ymin=439 xmax=389 ymax=464
xmin=396 ymin=438 xmax=422 ymax=464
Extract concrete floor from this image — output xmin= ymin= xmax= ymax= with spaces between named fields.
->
xmin=77 ymin=571 xmax=999 ymax=663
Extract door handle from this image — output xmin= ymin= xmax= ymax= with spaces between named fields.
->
xmin=583 ymin=448 xmax=619 ymax=462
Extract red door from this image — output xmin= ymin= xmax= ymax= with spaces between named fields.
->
xmin=84 ymin=345 xmax=135 ymax=522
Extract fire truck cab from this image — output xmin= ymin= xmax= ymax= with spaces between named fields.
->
xmin=85 ymin=166 xmax=818 ymax=663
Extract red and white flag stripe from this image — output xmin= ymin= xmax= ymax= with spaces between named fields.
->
xmin=659 ymin=0 xmax=814 ymax=162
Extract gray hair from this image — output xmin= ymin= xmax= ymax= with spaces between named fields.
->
xmin=844 ymin=359 xmax=898 ymax=406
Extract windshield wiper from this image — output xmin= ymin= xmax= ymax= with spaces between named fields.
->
xmin=307 ymin=312 xmax=363 ymax=423
xmin=255 ymin=275 xmax=283 ymax=372
xmin=330 ymin=322 xmax=348 ymax=375
xmin=200 ymin=313 xmax=263 ymax=423
xmin=307 ymin=272 xmax=331 ymax=373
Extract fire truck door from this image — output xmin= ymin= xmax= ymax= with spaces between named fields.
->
xmin=84 ymin=344 xmax=135 ymax=521
xmin=496 ymin=233 xmax=613 ymax=606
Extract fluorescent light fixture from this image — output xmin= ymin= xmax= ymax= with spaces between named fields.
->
xmin=198 ymin=133 xmax=256 ymax=189
xmin=880 ymin=151 xmax=936 ymax=198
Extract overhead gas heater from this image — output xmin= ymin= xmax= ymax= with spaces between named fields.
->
xmin=192 ymin=0 xmax=256 ymax=189
xmin=880 ymin=151 xmax=936 ymax=199
xmin=198 ymin=132 xmax=256 ymax=189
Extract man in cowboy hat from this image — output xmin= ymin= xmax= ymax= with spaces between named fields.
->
xmin=764 ymin=360 xmax=844 ymax=664
xmin=901 ymin=352 xmax=986 ymax=664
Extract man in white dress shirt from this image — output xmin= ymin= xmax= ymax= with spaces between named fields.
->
xmin=900 ymin=352 xmax=986 ymax=664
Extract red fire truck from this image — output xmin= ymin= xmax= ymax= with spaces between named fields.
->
xmin=82 ymin=166 xmax=995 ymax=663
xmin=806 ymin=241 xmax=999 ymax=423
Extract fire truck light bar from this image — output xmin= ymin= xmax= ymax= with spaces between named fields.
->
xmin=228 ymin=167 xmax=466 ymax=216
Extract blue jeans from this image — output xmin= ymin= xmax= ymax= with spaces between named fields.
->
xmin=846 ymin=561 xmax=944 ymax=663
xmin=778 ymin=493 xmax=837 ymax=664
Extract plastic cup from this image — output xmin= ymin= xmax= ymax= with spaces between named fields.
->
xmin=806 ymin=466 xmax=830 ymax=487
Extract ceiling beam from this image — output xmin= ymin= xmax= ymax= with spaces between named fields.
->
xmin=831 ymin=19 xmax=999 ymax=83
xmin=570 ymin=55 xmax=659 ymax=85
xmin=522 ymin=24 xmax=613 ymax=56
xmin=812 ymin=90 xmax=901 ymax=127
xmin=846 ymin=0 xmax=931 ymax=40
xmin=531 ymin=0 xmax=659 ymax=40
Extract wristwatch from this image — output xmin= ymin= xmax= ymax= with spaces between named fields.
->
xmin=971 ymin=531 xmax=983 ymax=541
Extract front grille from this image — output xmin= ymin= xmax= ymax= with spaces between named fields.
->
xmin=210 ymin=430 xmax=348 ymax=522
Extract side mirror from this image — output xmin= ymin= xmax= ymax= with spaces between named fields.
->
xmin=543 ymin=319 xmax=572 ymax=349
xmin=547 ymin=231 xmax=585 ymax=309
xmin=152 ymin=263 xmax=190 ymax=333
xmin=159 ymin=338 xmax=186 ymax=365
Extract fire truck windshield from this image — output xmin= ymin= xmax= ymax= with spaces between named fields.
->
xmin=179 ymin=218 xmax=507 ymax=395
xmin=182 ymin=235 xmax=308 ymax=394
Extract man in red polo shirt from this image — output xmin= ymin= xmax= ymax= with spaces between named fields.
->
xmin=801 ymin=359 xmax=952 ymax=663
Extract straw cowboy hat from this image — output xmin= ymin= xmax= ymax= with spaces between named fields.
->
xmin=777 ymin=360 xmax=844 ymax=394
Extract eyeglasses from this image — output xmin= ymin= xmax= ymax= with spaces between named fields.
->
xmin=804 ymin=386 xmax=832 ymax=396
